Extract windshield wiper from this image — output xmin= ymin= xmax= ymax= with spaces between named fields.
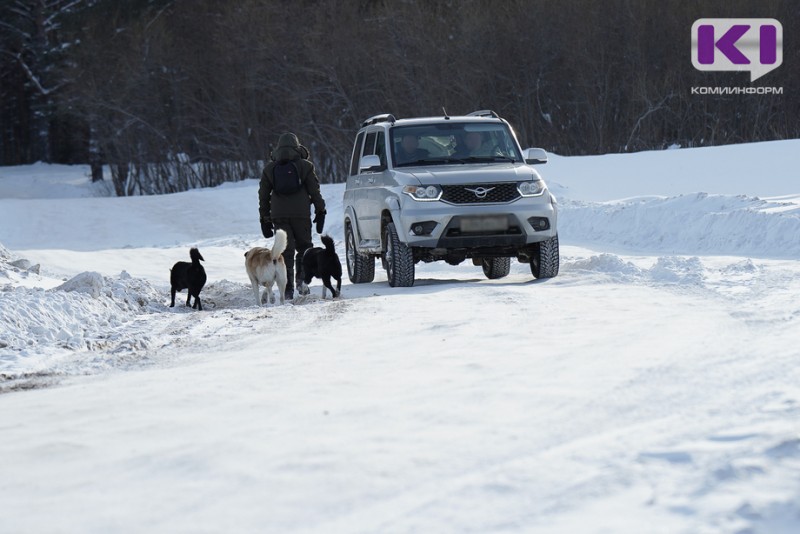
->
xmin=460 ymin=155 xmax=517 ymax=163
xmin=395 ymin=158 xmax=458 ymax=167
xmin=395 ymin=156 xmax=516 ymax=167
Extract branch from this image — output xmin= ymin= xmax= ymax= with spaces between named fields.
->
xmin=0 ymin=19 xmax=31 ymax=40
xmin=626 ymin=93 xmax=674 ymax=151
xmin=96 ymin=102 xmax=169 ymax=141
xmin=8 ymin=3 xmax=32 ymax=20
xmin=43 ymin=0 xmax=85 ymax=29
xmin=15 ymin=53 xmax=64 ymax=96
xmin=144 ymin=2 xmax=174 ymax=32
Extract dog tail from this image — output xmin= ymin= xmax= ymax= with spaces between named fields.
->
xmin=321 ymin=234 xmax=335 ymax=253
xmin=271 ymin=229 xmax=288 ymax=258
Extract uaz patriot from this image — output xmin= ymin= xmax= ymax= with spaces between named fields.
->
xmin=343 ymin=110 xmax=559 ymax=287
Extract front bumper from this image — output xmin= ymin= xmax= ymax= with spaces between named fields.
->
xmin=396 ymin=194 xmax=558 ymax=249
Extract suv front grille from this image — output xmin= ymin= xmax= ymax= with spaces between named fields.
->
xmin=440 ymin=183 xmax=520 ymax=204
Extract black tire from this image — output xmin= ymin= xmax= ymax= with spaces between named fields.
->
xmin=384 ymin=222 xmax=415 ymax=287
xmin=531 ymin=234 xmax=560 ymax=279
xmin=345 ymin=222 xmax=375 ymax=283
xmin=482 ymin=257 xmax=511 ymax=279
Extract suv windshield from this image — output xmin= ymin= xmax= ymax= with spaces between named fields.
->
xmin=390 ymin=122 xmax=523 ymax=167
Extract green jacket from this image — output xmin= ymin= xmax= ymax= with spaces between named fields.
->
xmin=259 ymin=133 xmax=326 ymax=221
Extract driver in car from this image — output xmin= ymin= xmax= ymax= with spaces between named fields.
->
xmin=452 ymin=130 xmax=493 ymax=158
xmin=452 ymin=131 xmax=503 ymax=158
xmin=395 ymin=133 xmax=429 ymax=165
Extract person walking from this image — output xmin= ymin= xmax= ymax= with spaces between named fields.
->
xmin=259 ymin=132 xmax=326 ymax=300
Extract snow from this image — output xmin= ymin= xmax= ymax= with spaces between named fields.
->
xmin=544 ymin=139 xmax=800 ymax=201
xmin=1 ymin=141 xmax=799 ymax=533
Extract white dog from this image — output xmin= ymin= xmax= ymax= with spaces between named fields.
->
xmin=244 ymin=229 xmax=288 ymax=306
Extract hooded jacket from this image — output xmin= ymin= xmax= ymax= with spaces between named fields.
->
xmin=259 ymin=133 xmax=326 ymax=220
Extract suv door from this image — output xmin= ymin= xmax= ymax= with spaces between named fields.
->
xmin=345 ymin=131 xmax=366 ymax=238
xmin=355 ymin=129 xmax=388 ymax=242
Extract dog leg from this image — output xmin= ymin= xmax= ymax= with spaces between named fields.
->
xmin=170 ymin=288 xmax=176 ymax=307
xmin=322 ymin=276 xmax=337 ymax=299
xmin=334 ymin=277 xmax=341 ymax=298
xmin=250 ymin=280 xmax=262 ymax=306
xmin=265 ymin=280 xmax=275 ymax=306
xmin=278 ymin=269 xmax=287 ymax=305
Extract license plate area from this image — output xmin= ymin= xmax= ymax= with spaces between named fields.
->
xmin=459 ymin=215 xmax=509 ymax=233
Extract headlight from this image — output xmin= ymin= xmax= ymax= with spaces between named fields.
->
xmin=517 ymin=180 xmax=545 ymax=197
xmin=402 ymin=185 xmax=442 ymax=201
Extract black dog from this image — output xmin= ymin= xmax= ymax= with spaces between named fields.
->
xmin=300 ymin=235 xmax=342 ymax=299
xmin=170 ymin=247 xmax=207 ymax=310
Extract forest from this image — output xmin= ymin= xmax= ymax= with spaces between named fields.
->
xmin=1 ymin=0 xmax=797 ymax=195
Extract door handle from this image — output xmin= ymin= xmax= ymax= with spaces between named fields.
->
xmin=367 ymin=177 xmax=375 ymax=184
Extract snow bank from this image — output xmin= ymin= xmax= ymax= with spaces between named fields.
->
xmin=0 ymin=162 xmax=112 ymax=199
xmin=0 ymin=269 xmax=165 ymax=373
xmin=546 ymin=139 xmax=800 ymax=201
xmin=0 ymin=242 xmax=281 ymax=377
xmin=0 ymin=242 xmax=43 ymax=288
xmin=560 ymin=193 xmax=800 ymax=257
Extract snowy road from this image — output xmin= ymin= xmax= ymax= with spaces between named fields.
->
xmin=1 ymin=144 xmax=799 ymax=533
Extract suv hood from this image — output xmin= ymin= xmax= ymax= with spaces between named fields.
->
xmin=402 ymin=163 xmax=540 ymax=185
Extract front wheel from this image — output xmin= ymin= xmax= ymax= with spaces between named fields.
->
xmin=384 ymin=222 xmax=415 ymax=287
xmin=482 ymin=257 xmax=511 ymax=279
xmin=346 ymin=222 xmax=375 ymax=283
xmin=530 ymin=235 xmax=560 ymax=279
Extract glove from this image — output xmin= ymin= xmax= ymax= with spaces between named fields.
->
xmin=313 ymin=211 xmax=325 ymax=234
xmin=261 ymin=218 xmax=274 ymax=238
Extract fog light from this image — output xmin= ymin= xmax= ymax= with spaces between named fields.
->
xmin=410 ymin=221 xmax=437 ymax=236
xmin=527 ymin=217 xmax=550 ymax=231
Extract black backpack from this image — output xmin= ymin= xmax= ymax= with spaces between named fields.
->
xmin=272 ymin=160 xmax=302 ymax=195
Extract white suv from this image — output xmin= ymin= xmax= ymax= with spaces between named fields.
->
xmin=343 ymin=111 xmax=559 ymax=287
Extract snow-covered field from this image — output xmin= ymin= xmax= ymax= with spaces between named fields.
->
xmin=1 ymin=141 xmax=799 ymax=533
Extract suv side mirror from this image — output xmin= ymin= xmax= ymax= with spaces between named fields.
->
xmin=359 ymin=154 xmax=382 ymax=172
xmin=523 ymin=148 xmax=548 ymax=165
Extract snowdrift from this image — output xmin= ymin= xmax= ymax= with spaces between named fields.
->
xmin=560 ymin=193 xmax=800 ymax=257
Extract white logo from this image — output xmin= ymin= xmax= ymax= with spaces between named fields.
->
xmin=464 ymin=186 xmax=495 ymax=199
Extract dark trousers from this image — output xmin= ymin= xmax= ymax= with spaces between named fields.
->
xmin=273 ymin=217 xmax=312 ymax=291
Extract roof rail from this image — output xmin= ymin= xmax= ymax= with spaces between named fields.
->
xmin=467 ymin=110 xmax=500 ymax=118
xmin=361 ymin=114 xmax=396 ymax=127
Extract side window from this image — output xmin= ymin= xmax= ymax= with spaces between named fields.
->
xmin=349 ymin=131 xmax=365 ymax=176
xmin=375 ymin=132 xmax=386 ymax=169
xmin=360 ymin=130 xmax=387 ymax=171
xmin=363 ymin=132 xmax=377 ymax=156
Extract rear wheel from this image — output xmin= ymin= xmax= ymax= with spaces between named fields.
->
xmin=384 ymin=222 xmax=415 ymax=287
xmin=345 ymin=222 xmax=375 ymax=283
xmin=482 ymin=257 xmax=511 ymax=279
xmin=531 ymin=235 xmax=560 ymax=279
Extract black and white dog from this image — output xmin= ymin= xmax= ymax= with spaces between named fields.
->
xmin=300 ymin=235 xmax=342 ymax=299
xmin=170 ymin=247 xmax=207 ymax=310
